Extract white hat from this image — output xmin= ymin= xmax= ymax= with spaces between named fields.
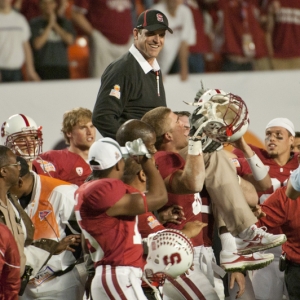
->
xmin=88 ymin=138 xmax=122 ymax=170
xmin=265 ymin=118 xmax=295 ymax=136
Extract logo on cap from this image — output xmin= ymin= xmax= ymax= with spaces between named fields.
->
xmin=157 ymin=13 xmax=163 ymax=23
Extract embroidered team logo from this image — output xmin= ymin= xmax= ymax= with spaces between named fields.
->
xmin=76 ymin=167 xmax=83 ymax=176
xmin=39 ymin=210 xmax=51 ymax=221
xmin=156 ymin=13 xmax=163 ymax=22
xmin=147 ymin=216 xmax=160 ymax=229
xmin=109 ymin=84 xmax=121 ymax=99
xmin=115 ymin=151 xmax=121 ymax=160
xmin=36 ymin=159 xmax=56 ymax=172
xmin=231 ymin=158 xmax=241 ymax=168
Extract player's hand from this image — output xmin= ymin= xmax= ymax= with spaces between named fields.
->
xmin=125 ymin=138 xmax=151 ymax=163
xmin=54 ymin=234 xmax=81 ymax=254
xmin=252 ymin=205 xmax=266 ymax=219
xmin=230 ymin=272 xmax=245 ymax=298
xmin=158 ymin=205 xmax=186 ymax=225
xmin=181 ymin=221 xmax=207 ymax=239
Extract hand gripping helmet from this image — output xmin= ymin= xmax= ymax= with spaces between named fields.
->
xmin=144 ymin=229 xmax=194 ymax=286
xmin=189 ymin=89 xmax=249 ymax=143
xmin=1 ymin=114 xmax=43 ymax=160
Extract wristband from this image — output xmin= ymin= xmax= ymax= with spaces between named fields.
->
xmin=188 ymin=138 xmax=202 ymax=155
xmin=246 ymin=153 xmax=269 ymax=181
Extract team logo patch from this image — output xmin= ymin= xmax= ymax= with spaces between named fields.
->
xmin=147 ymin=216 xmax=160 ymax=229
xmin=36 ymin=159 xmax=56 ymax=172
xmin=109 ymin=84 xmax=121 ymax=99
xmin=39 ymin=210 xmax=51 ymax=221
xmin=76 ymin=167 xmax=83 ymax=176
xmin=156 ymin=13 xmax=163 ymax=23
xmin=231 ymin=158 xmax=241 ymax=168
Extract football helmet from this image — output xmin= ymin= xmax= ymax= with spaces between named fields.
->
xmin=144 ymin=229 xmax=194 ymax=285
xmin=189 ymin=89 xmax=249 ymax=143
xmin=1 ymin=114 xmax=43 ymax=160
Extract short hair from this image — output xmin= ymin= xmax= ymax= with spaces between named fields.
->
xmin=87 ymin=160 xmax=114 ymax=181
xmin=174 ymin=111 xmax=191 ymax=118
xmin=116 ymin=119 xmax=155 ymax=146
xmin=61 ymin=107 xmax=92 ymax=145
xmin=141 ymin=107 xmax=172 ymax=149
xmin=0 ymin=146 xmax=11 ymax=168
xmin=295 ymin=131 xmax=300 ymax=138
xmin=122 ymin=157 xmax=142 ymax=185
xmin=16 ymin=156 xmax=30 ymax=177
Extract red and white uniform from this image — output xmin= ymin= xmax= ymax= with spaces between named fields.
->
xmin=75 ymin=178 xmax=148 ymax=300
xmin=21 ymin=172 xmax=84 ymax=300
xmin=154 ymin=151 xmax=224 ymax=300
xmin=233 ymin=145 xmax=299 ymax=300
xmin=32 ymin=149 xmax=91 ymax=186
xmin=0 ymin=223 xmax=21 ymax=299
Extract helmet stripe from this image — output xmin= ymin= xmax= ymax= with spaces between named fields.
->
xmin=19 ymin=114 xmax=30 ymax=127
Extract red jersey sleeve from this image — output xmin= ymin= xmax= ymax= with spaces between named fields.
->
xmin=138 ymin=212 xmax=165 ymax=239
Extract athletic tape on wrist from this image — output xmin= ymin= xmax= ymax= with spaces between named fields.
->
xmin=188 ymin=139 xmax=202 ymax=155
xmin=246 ymin=153 xmax=269 ymax=181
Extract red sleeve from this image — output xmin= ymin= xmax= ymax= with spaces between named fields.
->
xmin=154 ymin=152 xmax=185 ymax=179
xmin=73 ymin=0 xmax=89 ymax=10
xmin=231 ymin=157 xmax=252 ymax=176
xmin=257 ymin=187 xmax=287 ymax=228
xmin=138 ymin=212 xmax=165 ymax=239
xmin=0 ymin=224 xmax=21 ymax=298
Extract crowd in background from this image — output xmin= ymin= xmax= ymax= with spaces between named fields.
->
xmin=1 ymin=0 xmax=300 ymax=83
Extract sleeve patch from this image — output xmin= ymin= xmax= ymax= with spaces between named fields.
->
xmin=109 ymin=85 xmax=121 ymax=99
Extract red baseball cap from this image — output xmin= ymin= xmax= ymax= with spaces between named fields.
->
xmin=136 ymin=9 xmax=173 ymax=34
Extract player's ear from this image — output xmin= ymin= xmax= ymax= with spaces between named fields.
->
xmin=137 ymin=170 xmax=146 ymax=182
xmin=133 ymin=28 xmax=139 ymax=40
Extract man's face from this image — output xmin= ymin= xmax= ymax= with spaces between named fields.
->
xmin=1 ymin=151 xmax=21 ymax=187
xmin=167 ymin=112 xmax=188 ymax=150
xmin=12 ymin=132 xmax=41 ymax=158
xmin=67 ymin=120 xmax=96 ymax=151
xmin=292 ymin=137 xmax=300 ymax=153
xmin=178 ymin=115 xmax=190 ymax=138
xmin=133 ymin=28 xmax=166 ymax=64
xmin=264 ymin=126 xmax=294 ymax=158
xmin=40 ymin=0 xmax=57 ymax=15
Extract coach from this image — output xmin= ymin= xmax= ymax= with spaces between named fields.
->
xmin=92 ymin=9 xmax=173 ymax=139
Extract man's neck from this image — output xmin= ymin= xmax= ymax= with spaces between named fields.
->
xmin=68 ymin=145 xmax=89 ymax=161
xmin=273 ymin=152 xmax=292 ymax=166
xmin=0 ymin=6 xmax=12 ymax=14
xmin=0 ymin=190 xmax=8 ymax=205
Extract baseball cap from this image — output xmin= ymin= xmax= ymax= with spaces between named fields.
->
xmin=266 ymin=118 xmax=295 ymax=136
xmin=88 ymin=138 xmax=123 ymax=170
xmin=136 ymin=9 xmax=173 ymax=34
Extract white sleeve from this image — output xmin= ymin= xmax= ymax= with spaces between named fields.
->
xmin=290 ymin=166 xmax=300 ymax=192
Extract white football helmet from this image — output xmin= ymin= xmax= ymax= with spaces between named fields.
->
xmin=144 ymin=229 xmax=194 ymax=285
xmin=189 ymin=89 xmax=249 ymax=143
xmin=1 ymin=114 xmax=43 ymax=160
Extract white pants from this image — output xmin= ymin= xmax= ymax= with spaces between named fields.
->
xmin=91 ymin=265 xmax=147 ymax=300
xmin=21 ymin=264 xmax=86 ymax=300
xmin=163 ymin=246 xmax=225 ymax=300
xmin=90 ymin=30 xmax=133 ymax=78
xmin=252 ymin=246 xmax=289 ymax=300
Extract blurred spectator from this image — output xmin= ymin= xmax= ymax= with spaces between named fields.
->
xmin=71 ymin=0 xmax=133 ymax=78
xmin=152 ymin=0 xmax=196 ymax=81
xmin=214 ymin=0 xmax=271 ymax=72
xmin=30 ymin=0 xmax=75 ymax=80
xmin=186 ymin=0 xmax=212 ymax=73
xmin=0 ymin=0 xmax=40 ymax=82
xmin=265 ymin=0 xmax=300 ymax=70
xmin=13 ymin=0 xmax=68 ymax=21
xmin=292 ymin=132 xmax=300 ymax=154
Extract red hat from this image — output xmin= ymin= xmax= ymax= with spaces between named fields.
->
xmin=136 ymin=9 xmax=173 ymax=34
